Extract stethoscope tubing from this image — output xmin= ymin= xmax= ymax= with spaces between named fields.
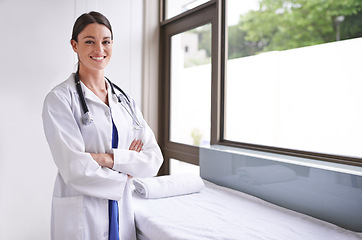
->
xmin=74 ymin=73 xmax=142 ymax=128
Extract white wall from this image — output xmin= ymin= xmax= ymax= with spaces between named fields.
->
xmin=0 ymin=0 xmax=143 ymax=239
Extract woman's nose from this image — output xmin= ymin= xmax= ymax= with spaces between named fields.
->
xmin=93 ymin=42 xmax=104 ymax=52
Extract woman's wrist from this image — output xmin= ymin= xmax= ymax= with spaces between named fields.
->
xmin=90 ymin=153 xmax=114 ymax=169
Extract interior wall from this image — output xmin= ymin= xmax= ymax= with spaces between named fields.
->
xmin=142 ymin=0 xmax=160 ymax=137
xmin=0 ymin=0 xmax=143 ymax=239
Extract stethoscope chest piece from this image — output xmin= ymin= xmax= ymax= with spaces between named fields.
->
xmin=82 ymin=111 xmax=93 ymax=125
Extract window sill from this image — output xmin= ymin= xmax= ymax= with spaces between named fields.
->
xmin=201 ymin=145 xmax=362 ymax=177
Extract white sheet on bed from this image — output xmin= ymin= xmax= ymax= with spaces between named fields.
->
xmin=132 ymin=180 xmax=362 ymax=240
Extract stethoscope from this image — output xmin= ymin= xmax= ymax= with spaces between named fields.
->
xmin=74 ymin=72 xmax=143 ymax=129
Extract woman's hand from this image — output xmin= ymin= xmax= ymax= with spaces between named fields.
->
xmin=129 ymin=139 xmax=143 ymax=152
xmin=90 ymin=140 xmax=142 ymax=169
xmin=90 ymin=153 xmax=114 ymax=169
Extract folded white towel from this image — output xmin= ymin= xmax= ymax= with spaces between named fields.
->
xmin=133 ymin=174 xmax=205 ymax=199
xmin=237 ymin=165 xmax=296 ymax=185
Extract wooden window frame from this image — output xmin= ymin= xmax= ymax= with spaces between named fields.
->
xmin=158 ymin=0 xmax=362 ymax=176
xmin=158 ymin=0 xmax=221 ymax=174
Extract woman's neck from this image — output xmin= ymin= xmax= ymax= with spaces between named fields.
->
xmin=78 ymin=67 xmax=106 ymax=90
xmin=78 ymin=66 xmax=109 ymax=105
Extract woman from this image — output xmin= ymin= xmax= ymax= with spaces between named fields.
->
xmin=42 ymin=11 xmax=163 ymax=240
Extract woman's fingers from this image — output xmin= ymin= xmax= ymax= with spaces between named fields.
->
xmin=135 ymin=140 xmax=143 ymax=152
xmin=129 ymin=140 xmax=137 ymax=150
xmin=130 ymin=139 xmax=142 ymax=152
xmin=129 ymin=139 xmax=143 ymax=152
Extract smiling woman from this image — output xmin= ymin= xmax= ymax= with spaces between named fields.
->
xmin=41 ymin=11 xmax=163 ymax=240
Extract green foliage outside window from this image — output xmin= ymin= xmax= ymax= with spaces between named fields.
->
xmin=188 ymin=0 xmax=362 ymax=64
xmin=228 ymin=0 xmax=362 ymax=59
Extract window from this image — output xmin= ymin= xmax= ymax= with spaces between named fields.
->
xmin=159 ymin=1 xmax=219 ymax=174
xmin=170 ymin=25 xmax=212 ymax=147
xmin=159 ymin=0 xmax=362 ymax=175
xmin=170 ymin=158 xmax=200 ymax=175
xmin=223 ymin=0 xmax=362 ymax=164
xmin=164 ymin=0 xmax=211 ymax=20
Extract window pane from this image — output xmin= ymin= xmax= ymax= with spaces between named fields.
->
xmin=170 ymin=24 xmax=211 ymax=146
xmin=225 ymin=0 xmax=362 ymax=158
xmin=164 ymin=0 xmax=210 ymax=20
xmin=170 ymin=158 xmax=200 ymax=175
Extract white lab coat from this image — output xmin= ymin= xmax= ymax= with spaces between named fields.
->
xmin=42 ymin=74 xmax=163 ymax=240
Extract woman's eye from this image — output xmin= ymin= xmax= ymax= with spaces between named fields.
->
xmin=85 ymin=40 xmax=94 ymax=44
xmin=103 ymin=41 xmax=111 ymax=45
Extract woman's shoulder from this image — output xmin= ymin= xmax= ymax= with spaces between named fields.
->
xmin=51 ymin=73 xmax=76 ymax=93
xmin=44 ymin=74 xmax=77 ymax=103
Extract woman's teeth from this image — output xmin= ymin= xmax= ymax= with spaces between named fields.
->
xmin=91 ymin=56 xmax=104 ymax=60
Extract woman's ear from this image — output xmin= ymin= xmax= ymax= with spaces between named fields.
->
xmin=71 ymin=39 xmax=78 ymax=53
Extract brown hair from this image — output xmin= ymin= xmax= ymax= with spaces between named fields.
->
xmin=71 ymin=11 xmax=113 ymax=42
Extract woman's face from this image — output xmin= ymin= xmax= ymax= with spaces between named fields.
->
xmin=71 ymin=23 xmax=113 ymax=72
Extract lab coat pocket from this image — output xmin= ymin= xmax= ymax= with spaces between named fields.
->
xmin=52 ymin=196 xmax=83 ymax=240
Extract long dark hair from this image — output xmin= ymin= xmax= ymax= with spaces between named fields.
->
xmin=71 ymin=11 xmax=113 ymax=42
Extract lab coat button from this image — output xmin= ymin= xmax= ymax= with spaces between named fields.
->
xmin=103 ymin=232 xmax=108 ymax=237
xmin=105 ymin=111 xmax=110 ymax=116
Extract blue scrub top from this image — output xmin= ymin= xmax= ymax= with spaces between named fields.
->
xmin=109 ymin=119 xmax=119 ymax=240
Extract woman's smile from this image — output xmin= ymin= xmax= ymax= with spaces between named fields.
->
xmin=91 ymin=56 xmax=106 ymax=61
